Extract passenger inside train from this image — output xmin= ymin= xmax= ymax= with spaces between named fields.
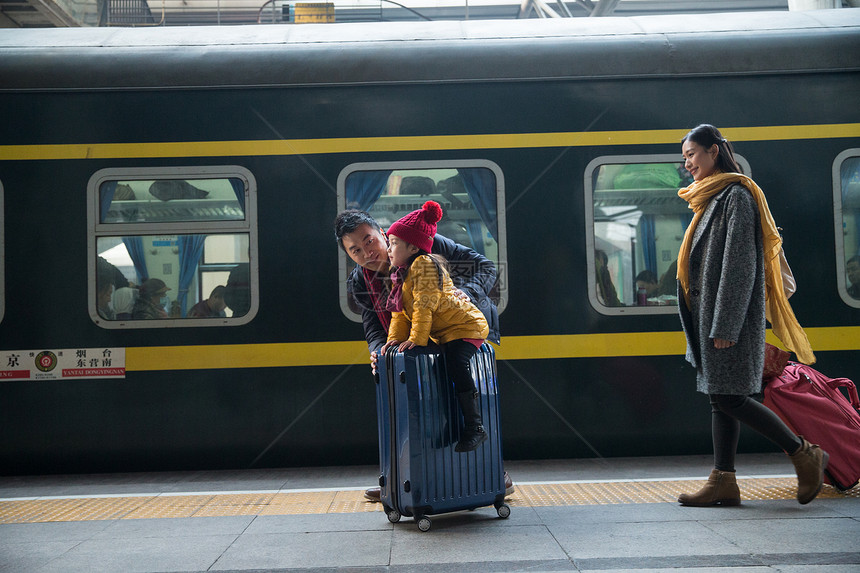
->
xmin=223 ymin=264 xmax=250 ymax=317
xmin=112 ymin=287 xmax=138 ymax=320
xmin=96 ymin=268 xmax=116 ymax=320
xmin=96 ymin=256 xmax=132 ymax=320
xmin=132 ymin=278 xmax=170 ymax=319
xmin=635 ymin=270 xmax=659 ymax=299
xmin=187 ymin=285 xmax=227 ymax=318
xmin=847 ymin=255 xmax=860 ymax=299
xmin=595 ymin=249 xmax=622 ymax=307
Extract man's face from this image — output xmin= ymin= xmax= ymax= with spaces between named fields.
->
xmin=341 ymin=224 xmax=390 ymax=273
xmin=847 ymin=260 xmax=860 ymax=287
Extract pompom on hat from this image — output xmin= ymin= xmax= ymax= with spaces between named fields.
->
xmin=387 ymin=201 xmax=443 ymax=253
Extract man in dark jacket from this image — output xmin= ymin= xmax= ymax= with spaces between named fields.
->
xmin=334 ymin=209 xmax=509 ymax=501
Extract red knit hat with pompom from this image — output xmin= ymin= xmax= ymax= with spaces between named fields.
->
xmin=387 ymin=201 xmax=443 ymax=253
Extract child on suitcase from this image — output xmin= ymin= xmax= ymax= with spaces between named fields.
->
xmin=380 ymin=201 xmax=490 ymax=452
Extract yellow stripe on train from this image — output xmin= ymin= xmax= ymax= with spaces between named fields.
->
xmin=124 ymin=327 xmax=860 ymax=371
xmin=2 ymin=123 xmax=859 ymax=161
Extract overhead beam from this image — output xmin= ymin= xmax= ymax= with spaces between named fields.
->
xmin=519 ymin=0 xmax=621 ymax=19
xmin=590 ymin=0 xmax=620 ymax=16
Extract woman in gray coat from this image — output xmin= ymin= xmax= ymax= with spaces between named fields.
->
xmin=675 ymin=125 xmax=827 ymax=507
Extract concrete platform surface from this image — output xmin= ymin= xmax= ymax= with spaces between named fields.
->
xmin=1 ymin=453 xmax=858 ymax=573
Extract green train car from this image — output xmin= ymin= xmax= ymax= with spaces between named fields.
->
xmin=0 ymin=9 xmax=858 ymax=474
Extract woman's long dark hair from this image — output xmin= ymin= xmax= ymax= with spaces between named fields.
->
xmin=682 ymin=124 xmax=743 ymax=175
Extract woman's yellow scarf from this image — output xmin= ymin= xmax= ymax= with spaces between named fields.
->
xmin=677 ymin=172 xmax=815 ymax=364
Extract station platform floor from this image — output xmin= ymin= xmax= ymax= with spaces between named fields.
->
xmin=1 ymin=452 xmax=858 ymax=573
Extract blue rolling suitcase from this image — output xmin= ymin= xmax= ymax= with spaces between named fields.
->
xmin=374 ymin=343 xmax=510 ymax=531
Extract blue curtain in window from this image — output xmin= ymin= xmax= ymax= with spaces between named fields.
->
xmin=122 ymin=237 xmax=146 ymax=284
xmin=680 ymin=212 xmax=694 ymax=232
xmin=640 ymin=214 xmax=657 ymax=274
xmin=229 ymin=178 xmax=246 ymax=214
xmin=177 ymin=235 xmax=206 ymax=316
xmin=346 ymin=171 xmax=392 ymax=211
xmin=100 ymin=182 xmax=117 ymax=223
xmin=463 ymin=221 xmax=486 ymax=255
xmin=457 ymin=168 xmax=498 ymax=242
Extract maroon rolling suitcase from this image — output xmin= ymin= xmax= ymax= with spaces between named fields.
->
xmin=763 ymin=362 xmax=860 ymax=491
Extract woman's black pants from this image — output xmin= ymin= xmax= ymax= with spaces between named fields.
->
xmin=710 ymin=394 xmax=802 ymax=472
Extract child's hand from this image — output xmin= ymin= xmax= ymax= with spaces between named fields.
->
xmin=451 ymin=288 xmax=471 ymax=302
xmin=382 ymin=340 xmax=417 ymax=354
xmin=380 ymin=340 xmax=400 ymax=355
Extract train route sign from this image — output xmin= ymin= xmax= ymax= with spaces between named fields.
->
xmin=1 ymin=348 xmax=126 ymax=381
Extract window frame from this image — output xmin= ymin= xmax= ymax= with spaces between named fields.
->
xmin=0 ymin=180 xmax=4 ymax=325
xmin=584 ymin=153 xmax=751 ymax=316
xmin=87 ymin=165 xmax=258 ymax=328
xmin=336 ymin=159 xmax=507 ymax=323
xmin=834 ymin=148 xmax=860 ymax=309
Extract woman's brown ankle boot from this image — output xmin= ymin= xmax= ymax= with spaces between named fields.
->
xmin=678 ymin=469 xmax=741 ymax=507
xmin=789 ymin=437 xmax=829 ymax=505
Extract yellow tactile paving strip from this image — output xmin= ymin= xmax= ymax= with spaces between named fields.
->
xmin=513 ymin=478 xmax=858 ymax=507
xmin=1 ymin=478 xmax=857 ymax=524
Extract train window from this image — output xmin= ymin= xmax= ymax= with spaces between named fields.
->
xmin=0 ymin=180 xmax=4 ymax=325
xmin=835 ymin=150 xmax=860 ymax=308
xmin=336 ymin=160 xmax=507 ymax=323
xmin=99 ymin=178 xmax=245 ymax=224
xmin=88 ymin=166 xmax=257 ymax=328
xmin=585 ymin=154 xmax=750 ymax=315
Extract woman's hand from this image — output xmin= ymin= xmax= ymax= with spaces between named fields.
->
xmin=398 ymin=340 xmax=416 ymax=352
xmin=713 ymin=338 xmax=736 ymax=349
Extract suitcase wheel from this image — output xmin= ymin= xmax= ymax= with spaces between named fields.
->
xmin=416 ymin=516 xmax=432 ymax=532
xmin=386 ymin=509 xmax=401 ymax=523
xmin=496 ymin=504 xmax=511 ymax=519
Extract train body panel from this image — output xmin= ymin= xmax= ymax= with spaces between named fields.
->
xmin=0 ymin=11 xmax=859 ymax=474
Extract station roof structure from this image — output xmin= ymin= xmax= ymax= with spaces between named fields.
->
xmin=1 ymin=0 xmax=798 ymax=29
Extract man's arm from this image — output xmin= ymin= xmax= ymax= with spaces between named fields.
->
xmin=432 ymin=234 xmax=497 ymax=302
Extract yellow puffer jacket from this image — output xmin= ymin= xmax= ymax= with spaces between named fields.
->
xmin=388 ymin=255 xmax=489 ymax=346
